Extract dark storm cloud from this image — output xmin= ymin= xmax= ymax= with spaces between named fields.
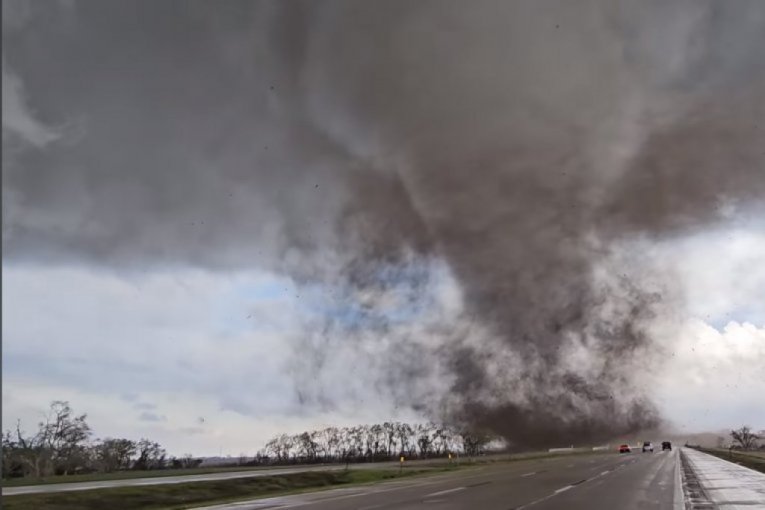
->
xmin=3 ymin=0 xmax=764 ymax=446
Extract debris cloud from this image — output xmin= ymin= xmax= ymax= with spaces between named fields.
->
xmin=3 ymin=0 xmax=764 ymax=446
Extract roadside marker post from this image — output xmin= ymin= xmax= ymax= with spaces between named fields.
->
xmin=400 ymin=456 xmax=405 ymax=474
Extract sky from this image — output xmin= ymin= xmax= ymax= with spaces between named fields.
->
xmin=3 ymin=0 xmax=765 ymax=456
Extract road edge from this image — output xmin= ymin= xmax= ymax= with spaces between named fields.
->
xmin=678 ymin=448 xmax=716 ymax=510
xmin=674 ymin=448 xmax=684 ymax=510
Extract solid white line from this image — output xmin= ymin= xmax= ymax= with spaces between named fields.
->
xmin=425 ymin=487 xmax=466 ymax=497
xmin=554 ymin=485 xmax=573 ymax=494
xmin=674 ymin=449 xmax=684 ymax=510
xmin=521 ymin=472 xmax=537 ymax=477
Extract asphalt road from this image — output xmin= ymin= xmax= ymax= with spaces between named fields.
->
xmin=195 ymin=450 xmax=682 ymax=510
xmin=2 ymin=462 xmax=399 ymax=496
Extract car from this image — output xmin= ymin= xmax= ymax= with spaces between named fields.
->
xmin=619 ymin=444 xmax=631 ymax=453
xmin=642 ymin=441 xmax=654 ymax=452
xmin=662 ymin=441 xmax=672 ymax=451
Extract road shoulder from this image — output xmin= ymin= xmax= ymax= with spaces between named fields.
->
xmin=681 ymin=447 xmax=765 ymax=509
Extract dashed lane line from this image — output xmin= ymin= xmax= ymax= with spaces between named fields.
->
xmin=424 ymin=487 xmax=466 ymax=498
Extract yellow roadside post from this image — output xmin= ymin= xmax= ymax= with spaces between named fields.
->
xmin=400 ymin=455 xmax=405 ymax=474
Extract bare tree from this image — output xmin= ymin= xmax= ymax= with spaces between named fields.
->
xmin=297 ymin=432 xmax=318 ymax=460
xmin=133 ymin=438 xmax=166 ymax=470
xmin=416 ymin=424 xmax=432 ymax=457
xmin=461 ymin=430 xmax=491 ymax=457
xmin=4 ymin=401 xmax=177 ymax=479
xmin=731 ymin=426 xmax=760 ymax=450
xmin=8 ymin=402 xmax=92 ymax=477
xmin=41 ymin=401 xmax=92 ymax=475
xmin=93 ymin=438 xmax=136 ymax=472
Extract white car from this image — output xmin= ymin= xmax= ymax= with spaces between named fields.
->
xmin=642 ymin=441 xmax=654 ymax=452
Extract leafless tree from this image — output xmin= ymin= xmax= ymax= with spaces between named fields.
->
xmin=93 ymin=438 xmax=136 ymax=472
xmin=133 ymin=438 xmax=166 ymax=470
xmin=731 ymin=425 xmax=760 ymax=450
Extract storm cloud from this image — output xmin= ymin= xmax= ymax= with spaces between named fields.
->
xmin=3 ymin=0 xmax=764 ymax=447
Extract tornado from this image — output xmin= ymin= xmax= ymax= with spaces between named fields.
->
xmin=4 ymin=0 xmax=764 ymax=447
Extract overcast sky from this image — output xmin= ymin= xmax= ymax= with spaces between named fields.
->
xmin=3 ymin=0 xmax=764 ymax=456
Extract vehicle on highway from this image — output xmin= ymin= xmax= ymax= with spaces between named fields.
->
xmin=619 ymin=444 xmax=631 ymax=453
xmin=642 ymin=441 xmax=654 ymax=452
xmin=662 ymin=441 xmax=672 ymax=451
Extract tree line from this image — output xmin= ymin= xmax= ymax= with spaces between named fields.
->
xmin=3 ymin=401 xmax=495 ymax=479
xmin=2 ymin=401 xmax=200 ymax=479
xmin=257 ymin=422 xmax=494 ymax=464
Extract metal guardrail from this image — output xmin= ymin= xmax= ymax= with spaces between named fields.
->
xmin=546 ymin=445 xmax=612 ymax=453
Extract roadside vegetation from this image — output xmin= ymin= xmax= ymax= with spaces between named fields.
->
xmin=3 ymin=402 xmax=191 ymax=483
xmin=3 ymin=467 xmax=451 ymax=510
xmin=696 ymin=448 xmax=765 ymax=474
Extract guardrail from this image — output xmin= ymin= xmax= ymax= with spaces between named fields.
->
xmin=546 ymin=446 xmax=612 ymax=453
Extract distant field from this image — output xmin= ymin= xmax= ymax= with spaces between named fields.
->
xmin=3 ymin=467 xmax=452 ymax=510
xmin=699 ymin=447 xmax=765 ymax=474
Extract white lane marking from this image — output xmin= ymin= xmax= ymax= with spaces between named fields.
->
xmin=271 ymin=475 xmax=467 ymax=508
xmin=424 ymin=487 xmax=466 ymax=497
xmin=516 ymin=482 xmax=584 ymax=509
xmin=600 ymin=470 xmax=611 ymax=476
xmin=521 ymin=472 xmax=537 ymax=477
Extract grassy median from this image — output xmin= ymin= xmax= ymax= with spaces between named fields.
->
xmin=1 ymin=465 xmax=295 ymax=488
xmin=3 ymin=467 xmax=453 ymax=510
xmin=697 ymin=447 xmax=765 ymax=474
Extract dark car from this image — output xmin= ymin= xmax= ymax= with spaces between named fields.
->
xmin=662 ymin=441 xmax=672 ymax=451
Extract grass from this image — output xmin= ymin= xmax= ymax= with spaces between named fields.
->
xmin=1 ymin=464 xmax=307 ymax=488
xmin=697 ymin=447 xmax=765 ymax=474
xmin=3 ymin=467 xmax=453 ymax=510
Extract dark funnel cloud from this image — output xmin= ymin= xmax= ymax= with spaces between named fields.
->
xmin=3 ymin=1 xmax=764 ymax=446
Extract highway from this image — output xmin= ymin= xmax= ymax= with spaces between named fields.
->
xmin=193 ymin=449 xmax=681 ymax=510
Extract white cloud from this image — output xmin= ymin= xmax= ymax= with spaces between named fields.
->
xmin=2 ymin=60 xmax=61 ymax=148
xmin=655 ymin=320 xmax=765 ymax=431
xmin=1 ymin=265 xmax=425 ymax=455
xmin=662 ymin=226 xmax=765 ymax=324
xmin=603 ymin=223 xmax=765 ymax=431
xmin=1 ymin=378 xmax=423 ymax=457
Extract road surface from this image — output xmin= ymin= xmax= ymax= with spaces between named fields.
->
xmin=192 ymin=450 xmax=682 ymax=510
